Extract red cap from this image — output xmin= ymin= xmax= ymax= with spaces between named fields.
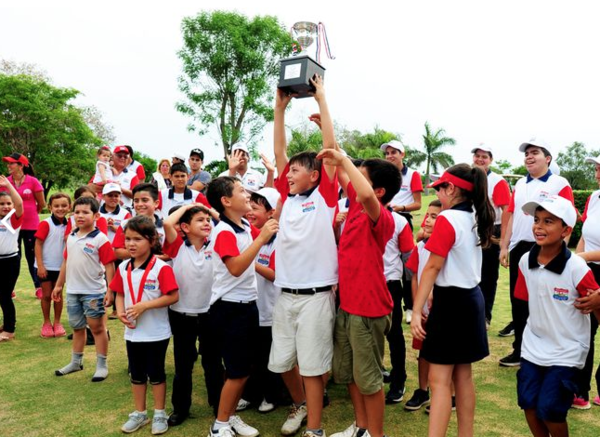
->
xmin=2 ymin=153 xmax=29 ymax=166
xmin=113 ymin=145 xmax=130 ymax=155
xmin=428 ymin=171 xmax=474 ymax=192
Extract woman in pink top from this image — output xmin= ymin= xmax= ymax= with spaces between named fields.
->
xmin=2 ymin=153 xmax=46 ymax=297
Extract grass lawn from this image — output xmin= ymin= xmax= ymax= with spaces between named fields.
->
xmin=2 ymin=196 xmax=600 ymax=436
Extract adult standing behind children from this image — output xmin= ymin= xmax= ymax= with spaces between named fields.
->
xmin=125 ymin=145 xmax=147 ymax=183
xmin=2 ymin=152 xmax=45 ymax=299
xmin=499 ymin=139 xmax=574 ymax=367
xmin=108 ymin=146 xmax=140 ymax=211
xmin=151 ymin=159 xmax=173 ymax=191
xmin=187 ymin=148 xmax=212 ymax=193
xmin=219 ymin=144 xmax=274 ymax=192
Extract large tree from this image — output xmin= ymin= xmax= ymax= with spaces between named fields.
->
xmin=177 ymin=11 xmax=295 ymax=158
xmin=556 ymin=141 xmax=599 ymax=190
xmin=421 ymin=121 xmax=455 ymax=192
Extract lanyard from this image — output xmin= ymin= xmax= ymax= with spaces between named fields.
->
xmin=127 ymin=255 xmax=157 ymax=305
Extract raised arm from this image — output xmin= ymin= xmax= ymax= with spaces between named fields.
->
xmin=0 ymin=176 xmax=24 ymax=217
xmin=274 ymin=89 xmax=293 ymax=175
xmin=311 ymin=75 xmax=336 ymax=182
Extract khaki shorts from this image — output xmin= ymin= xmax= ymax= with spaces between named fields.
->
xmin=268 ymin=291 xmax=335 ymax=377
xmin=332 ymin=309 xmax=391 ymax=395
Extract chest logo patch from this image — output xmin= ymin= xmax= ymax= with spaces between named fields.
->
xmin=302 ymin=201 xmax=315 ymax=213
xmin=552 ymin=287 xmax=569 ymax=301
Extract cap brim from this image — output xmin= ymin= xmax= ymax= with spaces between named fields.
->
xmin=2 ymin=157 xmax=17 ymax=163
xmin=521 ymin=200 xmax=542 ymax=218
xmin=426 ymin=179 xmax=443 ymax=189
xmin=585 ymin=157 xmax=600 ymax=165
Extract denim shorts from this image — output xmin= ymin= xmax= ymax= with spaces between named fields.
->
xmin=67 ymin=293 xmax=106 ymax=329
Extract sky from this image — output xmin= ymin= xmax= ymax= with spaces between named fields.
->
xmin=2 ymin=0 xmax=600 ymax=172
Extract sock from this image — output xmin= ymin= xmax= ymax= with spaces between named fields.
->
xmin=356 ymin=429 xmax=367 ymax=437
xmin=154 ymin=409 xmax=167 ymax=417
xmin=55 ymin=352 xmax=83 ymax=376
xmin=212 ymin=419 xmax=230 ymax=432
xmin=306 ymin=429 xmax=323 ymax=436
xmin=91 ymin=354 xmax=108 ymax=382
xmin=137 ymin=410 xmax=148 ymax=416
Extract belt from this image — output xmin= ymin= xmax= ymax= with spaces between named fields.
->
xmin=281 ymin=286 xmax=332 ymax=295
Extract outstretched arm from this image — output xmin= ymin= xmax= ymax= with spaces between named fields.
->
xmin=311 ymin=75 xmax=336 ymax=182
xmin=274 ymin=89 xmax=293 ymax=175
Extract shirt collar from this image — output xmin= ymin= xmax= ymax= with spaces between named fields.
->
xmin=527 ymin=242 xmax=571 ymax=274
xmin=184 ymin=237 xmax=210 ymax=248
xmin=220 ymin=214 xmax=248 ymax=234
xmin=100 ymin=203 xmax=121 ymax=215
xmin=168 ymin=187 xmax=193 ymax=200
xmin=527 ymin=169 xmax=552 ymax=183
xmin=401 ymin=165 xmax=408 ymax=176
xmin=450 ymin=201 xmax=473 ymax=212
xmin=50 ymin=214 xmax=66 ymax=226
xmin=129 ymin=254 xmax=154 ymax=271
xmin=71 ymin=227 xmax=101 ymax=238
xmin=288 ymin=185 xmax=318 ymax=198
xmin=154 ymin=214 xmax=163 ymax=228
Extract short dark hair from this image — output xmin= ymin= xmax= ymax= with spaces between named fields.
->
xmin=73 ymin=196 xmax=99 ymax=214
xmin=289 ymin=151 xmax=322 ymax=174
xmin=170 ymin=163 xmax=189 ymax=175
xmin=74 ymin=185 xmax=96 ymax=200
xmin=206 ymin=176 xmax=238 ymax=214
xmin=179 ymin=205 xmax=211 ymax=226
xmin=428 ymin=199 xmax=442 ymax=208
xmin=48 ymin=192 xmax=72 ymax=206
xmin=359 ymin=159 xmax=402 ymax=205
xmin=132 ymin=183 xmax=159 ymax=201
xmin=250 ymin=192 xmax=272 ymax=212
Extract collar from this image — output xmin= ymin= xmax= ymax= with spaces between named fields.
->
xmin=401 ymin=165 xmax=408 ymax=176
xmin=450 ymin=201 xmax=473 ymax=212
xmin=527 ymin=169 xmax=552 ymax=183
xmin=100 ymin=203 xmax=121 ymax=215
xmin=267 ymin=234 xmax=276 ymax=245
xmin=527 ymin=242 xmax=571 ymax=274
xmin=154 ymin=214 xmax=163 ymax=228
xmin=70 ymin=227 xmax=101 ymax=238
xmin=220 ymin=214 xmax=248 ymax=234
xmin=288 ymin=185 xmax=318 ymax=198
xmin=168 ymin=187 xmax=192 ymax=200
xmin=128 ymin=254 xmax=154 ymax=271
xmin=486 ymin=169 xmax=491 ymax=176
xmin=50 ymin=214 xmax=66 ymax=226
xmin=184 ymin=238 xmax=210 ymax=249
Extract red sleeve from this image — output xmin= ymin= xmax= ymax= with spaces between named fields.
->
xmin=109 ymin=267 xmax=124 ymax=294
xmin=129 ymin=175 xmax=140 ymax=189
xmin=136 ymin=164 xmax=146 ymax=182
xmin=373 ymin=205 xmax=395 ymax=250
xmin=98 ymin=240 xmax=116 ymax=265
xmin=424 ymin=215 xmax=456 ymax=258
xmin=492 ymin=179 xmax=511 ymax=207
xmin=250 ymin=224 xmax=261 ymax=240
xmin=63 ymin=243 xmax=67 ymax=260
xmin=318 ymin=168 xmax=339 ymax=208
xmin=163 ymin=235 xmax=184 ymax=258
xmin=10 ymin=213 xmax=24 ymax=229
xmin=410 ymin=172 xmax=424 ymax=193
xmin=124 ymin=212 xmax=132 ymax=220
xmin=514 ymin=267 xmax=529 ymax=301
xmin=558 ymin=185 xmax=575 ymax=206
xmin=398 ymin=223 xmax=415 ymax=253
xmin=269 ymin=251 xmax=276 ymax=270
xmin=213 ymin=231 xmax=240 ymax=259
xmin=157 ymin=265 xmax=179 ymax=295
xmin=34 ymin=221 xmax=50 ymax=241
xmin=96 ymin=217 xmax=108 ymax=236
xmin=112 ymin=226 xmax=125 ymax=249
xmin=507 ymin=190 xmax=516 ymax=213
xmin=405 ymin=249 xmax=419 ymax=274
xmin=195 ymin=192 xmax=211 ymax=208
xmin=576 ymin=270 xmax=600 ymax=297
xmin=581 ymin=195 xmax=592 ymax=223
xmin=275 ymin=164 xmax=290 ymax=202
xmin=158 ymin=191 xmax=163 ymax=211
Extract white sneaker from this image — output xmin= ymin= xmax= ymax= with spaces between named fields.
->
xmin=405 ymin=309 xmax=413 ymax=324
xmin=236 ymin=398 xmax=251 ymax=412
xmin=331 ymin=423 xmax=358 ymax=437
xmin=258 ymin=398 xmax=276 ymax=413
xmin=302 ymin=431 xmax=327 ymax=437
xmin=229 ymin=415 xmax=259 ymax=437
xmin=281 ymin=404 xmax=308 ymax=435
xmin=209 ymin=426 xmax=236 ymax=437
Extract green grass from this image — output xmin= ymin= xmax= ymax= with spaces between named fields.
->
xmin=2 ymin=198 xmax=600 ymax=436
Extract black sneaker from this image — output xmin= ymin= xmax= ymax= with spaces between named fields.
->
xmin=498 ymin=322 xmax=515 ymax=337
xmin=499 ymin=351 xmax=521 ymax=367
xmin=382 ymin=369 xmax=391 ymax=384
xmin=404 ymin=389 xmax=430 ymax=411
xmin=386 ymin=386 xmax=405 ymax=404
xmin=425 ymin=396 xmax=455 ymax=414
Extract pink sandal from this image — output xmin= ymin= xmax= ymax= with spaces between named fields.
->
xmin=0 ymin=333 xmax=14 ymax=342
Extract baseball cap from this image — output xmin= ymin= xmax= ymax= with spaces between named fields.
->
xmin=113 ymin=145 xmax=130 ymax=155
xmin=172 ymin=152 xmax=186 ymax=161
xmin=519 ymin=138 xmax=553 ymax=156
xmin=255 ymin=187 xmax=281 ymax=210
xmin=380 ymin=140 xmax=405 ymax=153
xmin=231 ymin=144 xmax=249 ymax=155
xmin=427 ymin=171 xmax=473 ymax=192
xmin=102 ymin=183 xmax=122 ymax=195
xmin=522 ymin=195 xmax=576 ymax=228
xmin=2 ymin=153 xmax=29 ymax=166
xmin=190 ymin=148 xmax=204 ymax=160
xmin=471 ymin=144 xmax=494 ymax=155
xmin=585 ymin=155 xmax=600 ymax=165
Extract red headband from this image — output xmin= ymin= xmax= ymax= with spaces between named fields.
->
xmin=428 ymin=172 xmax=474 ymax=192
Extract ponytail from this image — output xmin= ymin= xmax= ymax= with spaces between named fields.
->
xmin=23 ymin=162 xmax=36 ymax=177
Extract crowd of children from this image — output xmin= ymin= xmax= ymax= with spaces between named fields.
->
xmin=4 ymin=79 xmax=600 ymax=437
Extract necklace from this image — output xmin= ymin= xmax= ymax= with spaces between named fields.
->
xmin=13 ymin=173 xmax=25 ymax=188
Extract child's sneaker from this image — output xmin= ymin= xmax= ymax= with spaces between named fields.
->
xmin=258 ymin=399 xmax=276 ymax=413
xmin=572 ymin=396 xmax=591 ymax=410
xmin=236 ymin=398 xmax=251 ymax=412
xmin=594 ymin=396 xmax=600 ymax=406
xmin=330 ymin=422 xmax=368 ymax=437
xmin=41 ymin=322 xmax=54 ymax=338
xmin=208 ymin=426 xmax=235 ymax=437
xmin=152 ymin=411 xmax=169 ymax=435
xmin=281 ymin=404 xmax=308 ymax=435
xmin=229 ymin=415 xmax=259 ymax=437
xmin=121 ymin=411 xmax=150 ymax=433
xmin=404 ymin=389 xmax=430 ymax=411
xmin=53 ymin=323 xmax=67 ymax=337
xmin=302 ymin=431 xmax=326 ymax=437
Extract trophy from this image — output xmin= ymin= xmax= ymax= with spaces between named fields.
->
xmin=278 ymin=21 xmax=333 ymax=98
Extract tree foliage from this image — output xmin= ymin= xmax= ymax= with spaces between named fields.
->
xmin=177 ymin=11 xmax=295 ymax=158
xmin=421 ymin=122 xmax=455 ymax=192
xmin=556 ymin=141 xmax=599 ymax=190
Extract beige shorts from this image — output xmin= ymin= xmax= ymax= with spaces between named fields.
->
xmin=268 ymin=290 xmax=335 ymax=377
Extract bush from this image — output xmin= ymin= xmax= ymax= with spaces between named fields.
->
xmin=570 ymin=189 xmax=594 ymax=247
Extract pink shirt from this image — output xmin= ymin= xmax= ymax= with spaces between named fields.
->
xmin=2 ymin=175 xmax=44 ymax=230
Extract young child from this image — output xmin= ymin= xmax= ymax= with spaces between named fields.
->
xmin=411 ymin=164 xmax=495 ymax=437
xmin=99 ymin=183 xmax=132 ymax=244
xmin=110 ymin=215 xmax=179 ymax=434
xmin=205 ymin=176 xmax=278 ymax=437
xmin=270 ymin=77 xmax=338 ymax=437
xmin=92 ymin=145 xmax=114 ymax=186
xmin=162 ymin=204 xmax=224 ymax=426
xmin=158 ymin=163 xmax=210 ymax=217
xmin=65 ymin=186 xmax=109 ymax=236
xmin=515 ymin=196 xmax=600 ymax=436
xmin=52 ymin=197 xmax=116 ymax=381
xmin=403 ymin=200 xmax=442 ymax=411
xmin=0 ymin=175 xmax=24 ymax=343
xmin=35 ymin=192 xmax=70 ymax=338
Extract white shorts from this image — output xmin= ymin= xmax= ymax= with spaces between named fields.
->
xmin=268 ymin=290 xmax=335 ymax=377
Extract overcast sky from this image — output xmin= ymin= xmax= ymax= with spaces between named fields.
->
xmin=2 ymin=0 xmax=600 ymax=172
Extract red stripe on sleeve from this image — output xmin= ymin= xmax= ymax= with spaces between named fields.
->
xmin=508 ymin=190 xmax=516 ymax=213
xmin=269 ymin=251 xmax=276 ymax=271
xmin=98 ymin=241 xmax=116 ymax=265
xmin=405 ymin=249 xmax=419 ymax=274
xmin=398 ymin=223 xmax=415 ymax=253
xmin=558 ymin=185 xmax=575 ymax=206
xmin=195 ymin=192 xmax=211 ymax=208
xmin=109 ymin=267 xmax=124 ymax=294
xmin=318 ymin=169 xmax=339 ymax=208
xmin=158 ymin=265 xmax=179 ymax=295
xmin=514 ymin=267 xmax=529 ymax=301
xmin=492 ymin=179 xmax=511 ymax=207
xmin=213 ymin=231 xmax=240 ymax=259
xmin=97 ymin=217 xmax=108 ymax=236
xmin=581 ymin=195 xmax=592 ymax=223
xmin=112 ymin=226 xmax=125 ymax=249
xmin=576 ymin=270 xmax=600 ymax=297
xmin=410 ymin=171 xmax=424 ymax=192
xmin=35 ymin=221 xmax=50 ymax=241
xmin=274 ymin=164 xmax=290 ymax=202
xmin=424 ymin=215 xmax=455 ymax=258
xmin=136 ymin=164 xmax=146 ymax=182
xmin=163 ymin=235 xmax=184 ymax=258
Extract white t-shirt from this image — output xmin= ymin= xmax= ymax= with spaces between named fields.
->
xmin=219 ymin=168 xmax=266 ymax=193
xmin=158 ymin=188 xmax=209 ymax=217
xmin=255 ymin=236 xmax=281 ymax=327
xmin=390 ymin=166 xmax=423 ymax=208
xmin=93 ymin=160 xmax=113 ymax=184
xmin=34 ymin=215 xmax=67 ymax=271
xmin=0 ymin=213 xmax=23 ymax=257
xmin=111 ymin=168 xmax=140 ymax=209
xmin=383 ymin=212 xmax=414 ymax=281
xmin=99 ymin=204 xmax=131 ymax=244
xmin=486 ymin=172 xmax=511 ymax=225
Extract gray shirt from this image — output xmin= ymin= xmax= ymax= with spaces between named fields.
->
xmin=187 ymin=171 xmax=211 ymax=192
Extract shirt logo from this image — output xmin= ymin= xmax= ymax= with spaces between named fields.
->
xmin=258 ymin=253 xmax=270 ymax=265
xmin=204 ymin=250 xmax=213 ymax=261
xmin=302 ymin=201 xmax=315 ymax=213
xmin=83 ymin=243 xmax=96 ymax=254
xmin=144 ymin=279 xmax=157 ymax=291
xmin=538 ymin=191 xmax=550 ymax=201
xmin=552 ymin=287 xmax=569 ymax=301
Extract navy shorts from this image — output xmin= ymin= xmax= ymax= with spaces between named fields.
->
xmin=517 ymin=359 xmax=579 ymax=422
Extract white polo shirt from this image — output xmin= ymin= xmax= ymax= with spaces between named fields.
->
xmin=112 ymin=168 xmax=140 ymax=209
xmin=219 ymin=167 xmax=266 ymax=193
xmin=487 ymin=171 xmax=511 ymax=225
xmin=112 ymin=215 xmax=166 ymax=250
xmin=0 ymin=213 xmax=23 ymax=257
xmin=390 ymin=166 xmax=423 ymax=208
xmin=110 ymin=256 xmax=178 ymax=342
xmin=64 ymin=228 xmax=115 ymax=295
xmin=274 ymin=163 xmax=339 ymax=288
xmin=255 ymin=236 xmax=280 ymax=327
xmin=164 ymin=235 xmax=213 ymax=314
xmin=425 ymin=202 xmax=481 ymax=288
xmin=508 ymin=171 xmax=573 ymax=251
xmin=99 ymin=204 xmax=131 ymax=244
xmin=515 ymin=244 xmax=599 ymax=368
xmin=158 ymin=187 xmax=210 ymax=217
xmin=209 ymin=215 xmax=258 ymax=304
xmin=34 ymin=215 xmax=67 ymax=271
xmin=582 ymin=190 xmax=600 ymax=265
xmin=383 ymin=212 xmax=415 ymax=281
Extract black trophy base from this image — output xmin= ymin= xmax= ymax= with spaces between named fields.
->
xmin=278 ymin=55 xmax=326 ymax=99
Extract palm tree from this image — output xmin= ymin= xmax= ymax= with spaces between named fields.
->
xmin=422 ymin=122 xmax=456 ymax=193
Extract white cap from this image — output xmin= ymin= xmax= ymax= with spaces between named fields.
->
xmin=522 ymin=195 xmax=577 ymax=228
xmin=471 ymin=144 xmax=494 ymax=155
xmin=380 ymin=140 xmax=405 ymax=153
xmin=255 ymin=187 xmax=281 ymax=210
xmin=585 ymin=155 xmax=600 ymax=165
xmin=172 ymin=152 xmax=186 ymax=161
xmin=519 ymin=138 xmax=554 ymax=156
xmin=102 ymin=183 xmax=122 ymax=195
xmin=231 ymin=144 xmax=249 ymax=155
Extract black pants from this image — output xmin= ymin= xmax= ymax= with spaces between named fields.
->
xmin=398 ymin=212 xmax=413 ymax=311
xmin=480 ymin=225 xmax=501 ymax=322
xmin=0 ymin=256 xmax=20 ymax=332
xmin=169 ymin=309 xmax=224 ymax=416
xmin=127 ymin=338 xmax=170 ymax=384
xmin=386 ymin=280 xmax=407 ymax=391
xmin=576 ymin=263 xmax=600 ymax=398
xmin=18 ymin=229 xmax=39 ymax=288
xmin=510 ymin=241 xmax=536 ymax=356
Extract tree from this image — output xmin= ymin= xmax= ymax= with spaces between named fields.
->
xmin=556 ymin=141 xmax=600 ymax=190
xmin=421 ymin=122 xmax=455 ymax=192
xmin=490 ymin=159 xmax=513 ymax=175
xmin=81 ymin=105 xmax=116 ymax=144
xmin=0 ymin=73 xmax=101 ymax=195
xmin=177 ymin=11 xmax=295 ymax=158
